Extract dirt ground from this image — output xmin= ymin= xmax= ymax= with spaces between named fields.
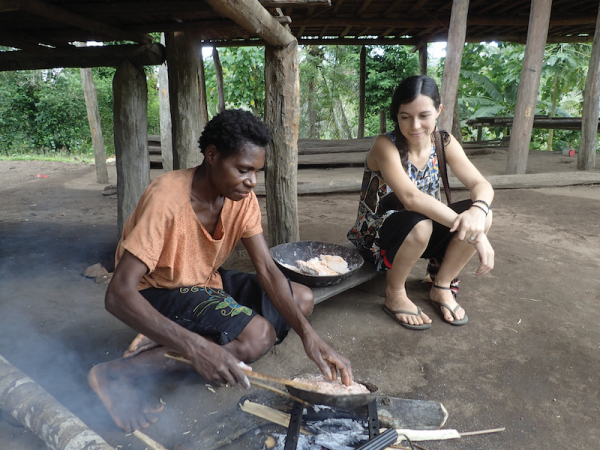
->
xmin=1 ymin=149 xmax=600 ymax=450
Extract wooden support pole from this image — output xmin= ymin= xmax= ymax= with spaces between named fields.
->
xmin=77 ymin=42 xmax=109 ymax=184
xmin=578 ymin=1 xmax=600 ymax=171
xmin=419 ymin=43 xmax=428 ymax=76
xmin=213 ymin=47 xmax=226 ymax=112
xmin=380 ymin=109 xmax=387 ymax=134
xmin=113 ymin=60 xmax=150 ymax=235
xmin=452 ymin=97 xmax=462 ymax=146
xmin=0 ymin=354 xmax=115 ymax=450
xmin=158 ymin=34 xmax=173 ymax=172
xmin=264 ymin=42 xmax=300 ymax=246
xmin=166 ymin=31 xmax=204 ymax=170
xmin=437 ymin=0 xmax=469 ymax=133
xmin=505 ymin=0 xmax=552 ymax=175
xmin=358 ymin=45 xmax=366 ymax=138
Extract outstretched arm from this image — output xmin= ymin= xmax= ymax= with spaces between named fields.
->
xmin=242 ymin=233 xmax=354 ymax=386
xmin=105 ymin=250 xmax=250 ymax=388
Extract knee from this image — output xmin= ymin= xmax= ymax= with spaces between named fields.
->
xmin=237 ymin=317 xmax=276 ymax=363
xmin=408 ymin=219 xmax=433 ymax=245
xmin=293 ymin=283 xmax=314 ymax=317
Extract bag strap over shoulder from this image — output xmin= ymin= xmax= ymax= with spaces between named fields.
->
xmin=433 ymin=129 xmax=453 ymax=205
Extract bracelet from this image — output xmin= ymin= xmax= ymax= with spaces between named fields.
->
xmin=473 ymin=199 xmax=491 ymax=210
xmin=470 ymin=203 xmax=488 ymax=216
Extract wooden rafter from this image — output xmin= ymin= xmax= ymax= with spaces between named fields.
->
xmin=407 ymin=0 xmax=432 ymax=15
xmin=0 ymin=0 xmax=152 ymax=44
xmin=356 ymin=0 xmax=373 ymax=16
xmin=340 ymin=25 xmax=352 ymax=37
xmin=383 ymin=0 xmax=404 ymax=16
xmin=331 ymin=0 xmax=345 ymax=16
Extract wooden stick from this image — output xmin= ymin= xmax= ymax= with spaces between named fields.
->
xmin=239 ymin=400 xmax=314 ymax=436
xmin=132 ymin=430 xmax=169 ymax=450
xmin=164 ymin=351 xmax=318 ymax=391
xmin=248 ymin=379 xmax=312 ymax=406
xmin=460 ymin=427 xmax=506 ymax=436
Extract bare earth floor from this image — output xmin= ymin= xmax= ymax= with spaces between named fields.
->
xmin=1 ymin=149 xmax=600 ymax=450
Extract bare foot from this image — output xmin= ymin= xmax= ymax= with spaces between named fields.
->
xmin=124 ymin=334 xmax=159 ymax=358
xmin=88 ymin=362 xmax=164 ymax=432
xmin=430 ymin=285 xmax=466 ymax=322
xmin=384 ymin=287 xmax=432 ymax=326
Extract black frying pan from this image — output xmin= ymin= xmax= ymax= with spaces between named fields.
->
xmin=286 ymin=379 xmax=378 ymax=408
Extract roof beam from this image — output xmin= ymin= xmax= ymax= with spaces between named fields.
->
xmin=293 ymin=14 xmax=596 ymax=27
xmin=0 ymin=0 xmax=152 ymax=43
xmin=203 ymin=0 xmax=295 ymax=47
xmin=0 ymin=43 xmax=165 ymax=71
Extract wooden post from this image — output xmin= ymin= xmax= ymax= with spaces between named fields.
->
xmin=199 ymin=48 xmax=209 ymax=126
xmin=113 ymin=61 xmax=150 ymax=236
xmin=419 ymin=43 xmax=428 ymax=76
xmin=158 ymin=33 xmax=173 ymax=172
xmin=264 ymin=42 xmax=300 ymax=246
xmin=213 ymin=47 xmax=226 ymax=113
xmin=505 ymin=0 xmax=552 ymax=175
xmin=80 ymin=66 xmax=109 ymax=184
xmin=452 ymin=97 xmax=462 ymax=146
xmin=477 ymin=125 xmax=482 ymax=141
xmin=358 ymin=45 xmax=366 ymax=138
xmin=165 ymin=31 xmax=204 ymax=170
xmin=437 ymin=0 xmax=469 ymax=133
xmin=578 ymin=2 xmax=600 ymax=170
xmin=379 ymin=109 xmax=386 ymax=134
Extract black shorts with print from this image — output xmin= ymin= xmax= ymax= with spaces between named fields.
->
xmin=140 ymin=268 xmax=292 ymax=345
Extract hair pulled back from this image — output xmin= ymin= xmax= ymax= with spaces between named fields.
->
xmin=389 ymin=75 xmax=441 ymax=170
xmin=198 ymin=109 xmax=271 ymax=158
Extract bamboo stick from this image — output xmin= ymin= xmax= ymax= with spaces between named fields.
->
xmin=164 ymin=351 xmax=318 ymax=391
xmin=239 ymin=400 xmax=314 ymax=436
xmin=248 ymin=379 xmax=312 ymax=406
xmin=460 ymin=427 xmax=505 ymax=436
xmin=132 ymin=430 xmax=169 ymax=450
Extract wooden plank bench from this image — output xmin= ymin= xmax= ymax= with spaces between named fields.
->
xmin=312 ymin=242 xmax=384 ymax=305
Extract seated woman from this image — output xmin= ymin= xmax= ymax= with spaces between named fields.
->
xmin=348 ymin=75 xmax=494 ymax=330
xmin=89 ymin=109 xmax=353 ymax=432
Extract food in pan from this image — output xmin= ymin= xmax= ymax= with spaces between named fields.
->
xmin=281 ymin=254 xmax=350 ymax=277
xmin=292 ymin=375 xmax=370 ymax=395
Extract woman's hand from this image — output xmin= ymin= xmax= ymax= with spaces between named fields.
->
xmin=472 ymin=233 xmax=495 ymax=276
xmin=301 ymin=330 xmax=354 ymax=386
xmin=450 ymin=205 xmax=488 ymax=243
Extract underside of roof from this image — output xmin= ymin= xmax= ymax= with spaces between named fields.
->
xmin=0 ymin=0 xmax=597 ymax=53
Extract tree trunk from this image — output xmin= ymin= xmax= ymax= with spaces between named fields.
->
xmin=199 ymin=49 xmax=209 ymax=125
xmin=419 ymin=43 xmax=428 ymax=76
xmin=213 ymin=47 xmax=226 ymax=112
xmin=308 ymin=77 xmax=316 ymax=138
xmin=437 ymin=0 xmax=469 ymax=132
xmin=380 ymin=109 xmax=386 ymax=134
xmin=578 ymin=1 xmax=600 ymax=170
xmin=337 ymin=96 xmax=353 ymax=140
xmin=0 ymin=354 xmax=115 ymax=450
xmin=166 ymin=31 xmax=204 ymax=170
xmin=159 ymin=33 xmax=173 ymax=172
xmin=358 ymin=45 xmax=366 ymax=138
xmin=506 ymin=0 xmax=552 ymax=174
xmin=547 ymin=73 xmax=558 ymax=152
xmin=113 ymin=60 xmax=150 ymax=236
xmin=264 ymin=42 xmax=300 ymax=246
xmin=79 ymin=65 xmax=109 ymax=184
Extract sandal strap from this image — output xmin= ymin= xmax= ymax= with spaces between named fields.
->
xmin=432 ymin=283 xmax=452 ymax=291
xmin=385 ymin=306 xmax=423 ymax=317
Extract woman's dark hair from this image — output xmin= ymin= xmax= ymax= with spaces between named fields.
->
xmin=389 ymin=75 xmax=441 ymax=170
xmin=198 ymin=109 xmax=271 ymax=158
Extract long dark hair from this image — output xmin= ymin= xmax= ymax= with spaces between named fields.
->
xmin=389 ymin=75 xmax=441 ymax=170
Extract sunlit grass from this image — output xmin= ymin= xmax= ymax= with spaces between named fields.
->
xmin=0 ymin=153 xmax=95 ymax=164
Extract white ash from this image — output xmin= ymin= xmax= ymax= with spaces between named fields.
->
xmin=268 ymin=418 xmax=368 ymax=450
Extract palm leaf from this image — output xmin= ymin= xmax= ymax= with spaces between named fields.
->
xmin=461 ymin=70 xmax=505 ymax=102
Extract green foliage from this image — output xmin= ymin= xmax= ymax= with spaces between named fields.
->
xmin=203 ymin=47 xmax=265 ymax=117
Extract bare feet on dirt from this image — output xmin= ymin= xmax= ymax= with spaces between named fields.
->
xmin=124 ymin=333 xmax=159 ymax=358
xmin=88 ymin=363 xmax=165 ymax=432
